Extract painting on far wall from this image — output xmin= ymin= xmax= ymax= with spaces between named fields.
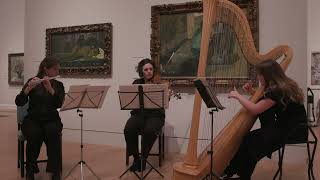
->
xmin=8 ymin=53 xmax=24 ymax=86
xmin=46 ymin=23 xmax=112 ymax=78
xmin=151 ymin=0 xmax=259 ymax=87
xmin=311 ymin=52 xmax=320 ymax=85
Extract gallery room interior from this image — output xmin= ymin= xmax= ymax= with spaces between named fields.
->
xmin=1 ymin=0 xmax=320 ymax=179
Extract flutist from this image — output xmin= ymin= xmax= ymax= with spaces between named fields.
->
xmin=15 ymin=57 xmax=65 ymax=180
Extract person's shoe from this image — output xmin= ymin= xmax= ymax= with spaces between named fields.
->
xmin=25 ymin=173 xmax=35 ymax=180
xmin=51 ymin=172 xmax=61 ymax=180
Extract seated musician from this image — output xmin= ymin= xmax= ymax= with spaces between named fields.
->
xmin=15 ymin=57 xmax=65 ymax=180
xmin=225 ymin=60 xmax=307 ymax=180
xmin=124 ymin=58 xmax=165 ymax=172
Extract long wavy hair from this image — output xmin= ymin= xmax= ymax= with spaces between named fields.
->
xmin=256 ymin=60 xmax=304 ymax=107
xmin=36 ymin=56 xmax=59 ymax=78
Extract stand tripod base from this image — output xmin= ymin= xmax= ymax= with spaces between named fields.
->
xmin=119 ymin=157 xmax=164 ymax=179
xmin=64 ymin=161 xmax=101 ymax=180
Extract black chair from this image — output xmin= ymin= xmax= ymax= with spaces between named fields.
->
xmin=125 ymin=127 xmax=165 ymax=167
xmin=273 ymin=89 xmax=318 ymax=180
xmin=17 ymin=103 xmax=62 ymax=177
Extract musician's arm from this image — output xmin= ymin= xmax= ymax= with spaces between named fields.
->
xmin=229 ymin=90 xmax=275 ymax=115
xmin=50 ymin=81 xmax=65 ymax=108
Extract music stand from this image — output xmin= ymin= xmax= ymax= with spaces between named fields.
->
xmin=194 ymin=79 xmax=224 ymax=180
xmin=60 ymin=85 xmax=110 ymax=180
xmin=118 ymin=84 xmax=168 ymax=180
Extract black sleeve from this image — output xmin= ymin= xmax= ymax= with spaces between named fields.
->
xmin=264 ymin=89 xmax=281 ymax=102
xmin=132 ymin=78 xmax=143 ymax=84
xmin=50 ymin=81 xmax=65 ymax=109
xmin=15 ymin=78 xmax=32 ymax=106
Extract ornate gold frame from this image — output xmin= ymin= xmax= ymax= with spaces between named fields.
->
xmin=46 ymin=23 xmax=112 ymax=78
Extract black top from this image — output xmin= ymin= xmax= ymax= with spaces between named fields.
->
xmin=262 ymin=89 xmax=307 ymax=139
xmin=130 ymin=78 xmax=165 ymax=118
xmin=15 ymin=77 xmax=65 ymax=122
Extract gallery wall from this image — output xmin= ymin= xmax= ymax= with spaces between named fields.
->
xmin=0 ymin=0 xmax=307 ymax=154
xmin=0 ymin=0 xmax=25 ymax=108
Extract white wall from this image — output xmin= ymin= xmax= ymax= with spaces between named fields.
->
xmin=260 ymin=0 xmax=307 ymax=90
xmin=0 ymin=0 xmax=25 ymax=108
xmin=22 ymin=0 xmax=308 ymax=154
xmin=308 ymin=0 xmax=320 ymax=111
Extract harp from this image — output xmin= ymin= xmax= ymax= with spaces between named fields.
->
xmin=172 ymin=0 xmax=293 ymax=179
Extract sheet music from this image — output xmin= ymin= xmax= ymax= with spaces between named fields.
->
xmin=142 ymin=84 xmax=169 ymax=109
xmin=202 ymin=80 xmax=224 ymax=109
xmin=60 ymin=85 xmax=89 ymax=111
xmin=118 ymin=84 xmax=169 ymax=110
xmin=81 ymin=86 xmax=110 ymax=108
xmin=194 ymin=79 xmax=225 ymax=110
xmin=60 ymin=85 xmax=109 ymax=111
xmin=118 ymin=85 xmax=140 ymax=110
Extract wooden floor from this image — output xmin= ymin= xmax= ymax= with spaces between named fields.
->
xmin=1 ymin=110 xmax=319 ymax=180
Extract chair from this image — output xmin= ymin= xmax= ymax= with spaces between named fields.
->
xmin=17 ymin=103 xmax=62 ymax=177
xmin=273 ymin=89 xmax=318 ymax=180
xmin=125 ymin=127 xmax=165 ymax=167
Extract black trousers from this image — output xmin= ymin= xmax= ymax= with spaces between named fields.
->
xmin=124 ymin=115 xmax=164 ymax=159
xmin=21 ymin=119 xmax=63 ymax=174
xmin=224 ymin=128 xmax=283 ymax=180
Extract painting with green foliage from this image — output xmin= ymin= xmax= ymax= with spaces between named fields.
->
xmin=46 ymin=23 xmax=112 ymax=78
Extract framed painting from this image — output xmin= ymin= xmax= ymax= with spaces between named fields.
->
xmin=151 ymin=0 xmax=259 ymax=87
xmin=311 ymin=52 xmax=320 ymax=85
xmin=46 ymin=23 xmax=112 ymax=78
xmin=8 ymin=53 xmax=24 ymax=86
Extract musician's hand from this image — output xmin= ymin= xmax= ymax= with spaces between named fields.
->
xmin=242 ymin=82 xmax=254 ymax=94
xmin=24 ymin=77 xmax=40 ymax=95
xmin=228 ymin=87 xmax=240 ymax=100
xmin=43 ymin=76 xmax=55 ymax=95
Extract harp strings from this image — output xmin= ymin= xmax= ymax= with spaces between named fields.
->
xmin=197 ymin=2 xmax=251 ymax=158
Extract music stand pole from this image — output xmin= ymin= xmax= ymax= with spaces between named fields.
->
xmin=119 ymin=85 xmax=164 ymax=179
xmin=63 ymin=90 xmax=101 ymax=180
xmin=202 ymin=108 xmax=222 ymax=180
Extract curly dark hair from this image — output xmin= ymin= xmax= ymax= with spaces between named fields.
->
xmin=136 ymin=58 xmax=155 ymax=78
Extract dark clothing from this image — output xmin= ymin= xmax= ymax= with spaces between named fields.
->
xmin=124 ymin=78 xmax=165 ymax=159
xmin=15 ymin=77 xmax=65 ymax=174
xmin=225 ymin=89 xmax=307 ymax=180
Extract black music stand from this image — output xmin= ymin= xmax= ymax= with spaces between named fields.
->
xmin=60 ymin=85 xmax=109 ymax=180
xmin=194 ymin=79 xmax=224 ymax=180
xmin=118 ymin=84 xmax=168 ymax=180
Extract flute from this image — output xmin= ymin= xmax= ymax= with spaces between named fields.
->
xmin=28 ymin=76 xmax=59 ymax=86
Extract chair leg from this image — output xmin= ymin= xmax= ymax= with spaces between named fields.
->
xmin=60 ymin=134 xmax=63 ymax=172
xmin=126 ymin=148 xmax=129 ymax=166
xmin=158 ymin=134 xmax=162 ymax=167
xmin=20 ymin=140 xmax=25 ymax=178
xmin=18 ymin=140 xmax=20 ymax=168
xmin=273 ymin=146 xmax=285 ymax=180
xmin=162 ymin=133 xmax=165 ymax=160
xmin=307 ymin=127 xmax=317 ymax=180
